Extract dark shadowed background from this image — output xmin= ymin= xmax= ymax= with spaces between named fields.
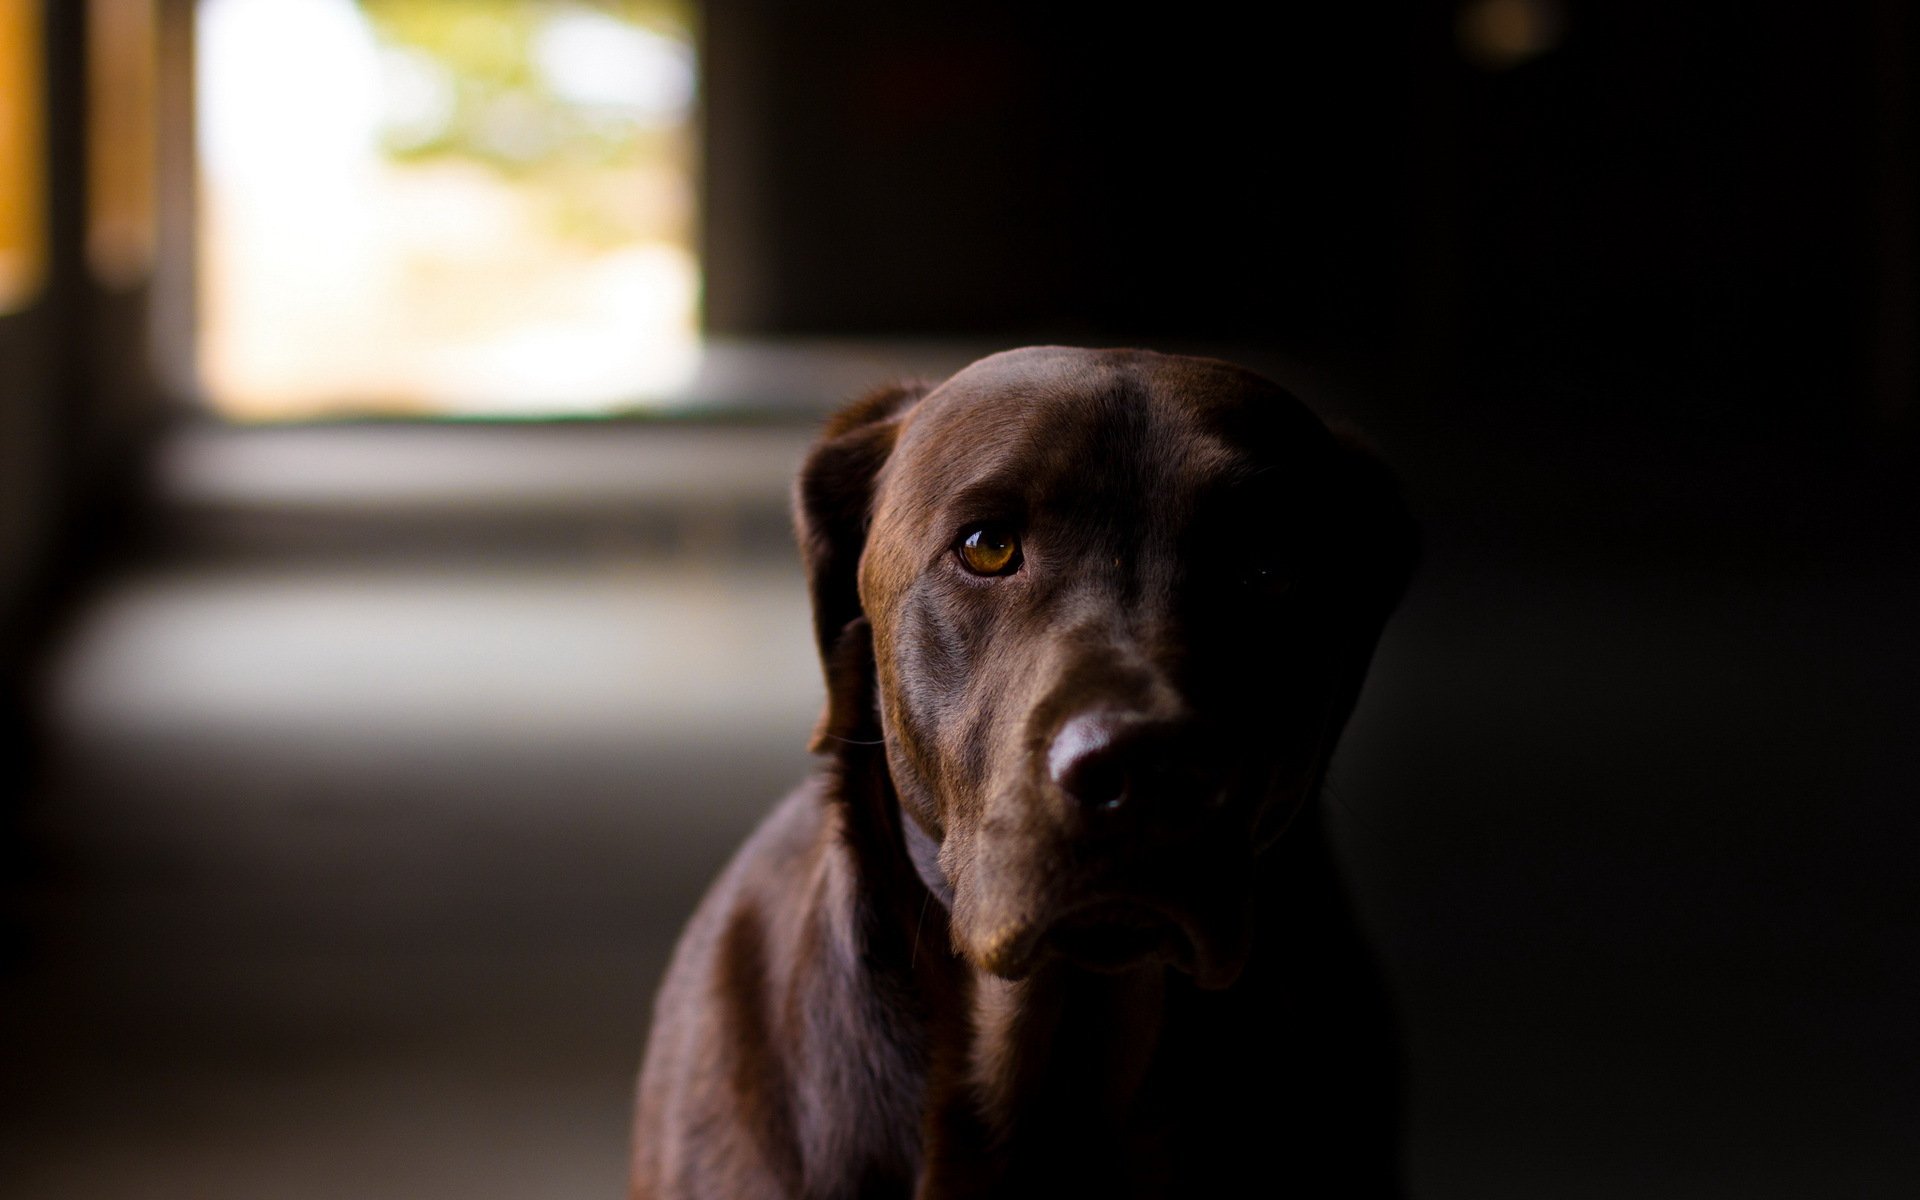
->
xmin=3 ymin=1 xmax=1916 ymax=1196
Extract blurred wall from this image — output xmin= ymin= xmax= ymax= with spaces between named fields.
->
xmin=705 ymin=0 xmax=1916 ymax=437
xmin=704 ymin=1 xmax=1412 ymax=351
xmin=0 ymin=1 xmax=172 ymax=795
xmin=0 ymin=1 xmax=81 ymax=790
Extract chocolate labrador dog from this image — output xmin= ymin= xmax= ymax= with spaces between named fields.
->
xmin=631 ymin=347 xmax=1416 ymax=1198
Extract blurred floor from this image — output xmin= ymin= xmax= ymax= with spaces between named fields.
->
xmin=3 ymin=423 xmax=824 ymax=1199
xmin=4 ymin=403 xmax=1919 ymax=1198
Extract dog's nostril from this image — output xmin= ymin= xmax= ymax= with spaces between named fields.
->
xmin=1048 ymin=712 xmax=1176 ymax=816
xmin=1048 ymin=712 xmax=1132 ymax=813
xmin=1048 ymin=712 xmax=1224 ymax=822
xmin=1059 ymin=755 xmax=1130 ymax=812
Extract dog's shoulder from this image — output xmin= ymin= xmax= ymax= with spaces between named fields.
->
xmin=631 ymin=776 xmax=923 ymax=1199
xmin=631 ymin=780 xmax=825 ymax=1194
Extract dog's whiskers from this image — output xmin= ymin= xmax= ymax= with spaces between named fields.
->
xmin=911 ymin=890 xmax=932 ymax=969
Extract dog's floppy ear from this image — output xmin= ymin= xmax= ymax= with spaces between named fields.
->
xmin=795 ymin=380 xmax=928 ymax=753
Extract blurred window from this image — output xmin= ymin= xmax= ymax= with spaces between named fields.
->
xmin=196 ymin=0 xmax=697 ymax=420
xmin=0 ymin=0 xmax=44 ymax=315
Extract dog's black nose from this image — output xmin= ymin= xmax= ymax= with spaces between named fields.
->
xmin=1047 ymin=712 xmax=1216 ymax=821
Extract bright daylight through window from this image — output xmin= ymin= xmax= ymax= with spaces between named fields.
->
xmin=197 ymin=0 xmax=697 ymax=419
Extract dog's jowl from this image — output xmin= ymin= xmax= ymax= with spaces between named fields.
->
xmin=631 ymin=347 xmax=1417 ymax=1199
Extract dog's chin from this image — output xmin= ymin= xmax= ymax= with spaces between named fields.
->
xmin=965 ymin=895 xmax=1253 ymax=991
xmin=953 ymin=828 xmax=1262 ymax=989
xmin=1046 ymin=900 xmax=1194 ymax=974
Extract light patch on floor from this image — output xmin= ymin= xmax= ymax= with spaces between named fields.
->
xmin=49 ymin=559 xmax=822 ymax=749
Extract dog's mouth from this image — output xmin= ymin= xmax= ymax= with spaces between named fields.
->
xmin=1044 ymin=899 xmax=1192 ymax=975
xmin=967 ymin=885 xmax=1251 ymax=989
xmin=955 ymin=820 xmax=1263 ymax=990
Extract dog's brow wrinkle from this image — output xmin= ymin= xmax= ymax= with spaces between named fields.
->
xmin=942 ymin=475 xmax=1028 ymax=521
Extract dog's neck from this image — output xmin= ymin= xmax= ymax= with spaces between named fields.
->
xmin=965 ymin=959 xmax=1168 ymax=1130
xmin=904 ymin=939 xmax=1178 ymax=1196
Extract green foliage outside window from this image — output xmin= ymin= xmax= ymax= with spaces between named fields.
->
xmin=357 ymin=0 xmax=692 ymax=174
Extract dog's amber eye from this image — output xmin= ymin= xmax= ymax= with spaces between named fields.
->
xmin=957 ymin=524 xmax=1022 ymax=576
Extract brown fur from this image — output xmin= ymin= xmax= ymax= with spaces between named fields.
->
xmin=632 ymin=347 xmax=1416 ymax=1198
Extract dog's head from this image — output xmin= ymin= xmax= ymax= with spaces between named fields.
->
xmin=797 ymin=347 xmax=1414 ymax=990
